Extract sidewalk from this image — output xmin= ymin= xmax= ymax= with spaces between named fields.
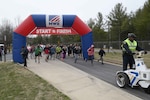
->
xmin=27 ymin=58 xmax=141 ymax=100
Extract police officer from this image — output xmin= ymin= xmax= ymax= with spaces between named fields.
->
xmin=122 ymin=33 xmax=144 ymax=71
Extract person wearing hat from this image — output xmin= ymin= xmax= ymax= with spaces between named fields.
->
xmin=87 ymin=44 xmax=94 ymax=64
xmin=121 ymin=33 xmax=144 ymax=71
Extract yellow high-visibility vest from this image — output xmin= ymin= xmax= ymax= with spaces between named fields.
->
xmin=122 ymin=38 xmax=137 ymax=53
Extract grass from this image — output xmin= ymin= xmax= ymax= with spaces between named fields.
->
xmin=0 ymin=51 xmax=149 ymax=100
xmin=0 ymin=62 xmax=70 ymax=100
xmin=95 ymin=50 xmax=150 ymax=68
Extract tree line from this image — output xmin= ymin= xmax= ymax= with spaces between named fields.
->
xmin=88 ymin=0 xmax=150 ymax=42
xmin=0 ymin=0 xmax=150 ymax=46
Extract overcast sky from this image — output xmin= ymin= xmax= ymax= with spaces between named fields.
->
xmin=0 ymin=0 xmax=147 ymax=25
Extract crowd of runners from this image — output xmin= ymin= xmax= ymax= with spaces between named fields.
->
xmin=26 ymin=43 xmax=82 ymax=63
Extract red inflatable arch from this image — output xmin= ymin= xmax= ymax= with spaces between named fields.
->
xmin=13 ymin=15 xmax=93 ymax=63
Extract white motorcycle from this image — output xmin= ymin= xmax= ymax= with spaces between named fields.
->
xmin=116 ymin=51 xmax=150 ymax=94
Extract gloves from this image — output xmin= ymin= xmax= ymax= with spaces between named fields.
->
xmin=128 ymin=51 xmax=134 ymax=55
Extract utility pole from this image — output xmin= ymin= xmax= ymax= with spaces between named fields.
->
xmin=118 ymin=22 xmax=121 ymax=49
xmin=107 ymin=21 xmax=110 ymax=53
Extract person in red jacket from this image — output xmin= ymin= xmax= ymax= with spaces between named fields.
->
xmin=86 ymin=44 xmax=94 ymax=64
xmin=44 ymin=45 xmax=50 ymax=62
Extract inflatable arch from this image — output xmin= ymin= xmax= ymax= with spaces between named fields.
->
xmin=13 ymin=15 xmax=93 ymax=63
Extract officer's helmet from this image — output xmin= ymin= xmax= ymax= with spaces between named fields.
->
xmin=128 ymin=33 xmax=136 ymax=38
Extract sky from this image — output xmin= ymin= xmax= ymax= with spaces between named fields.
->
xmin=0 ymin=0 xmax=147 ymax=25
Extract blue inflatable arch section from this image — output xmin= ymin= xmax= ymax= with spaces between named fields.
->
xmin=13 ymin=15 xmax=93 ymax=63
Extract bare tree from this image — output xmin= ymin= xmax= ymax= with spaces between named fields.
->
xmin=0 ymin=19 xmax=13 ymax=53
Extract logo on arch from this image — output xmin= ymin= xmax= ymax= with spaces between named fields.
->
xmin=46 ymin=15 xmax=63 ymax=27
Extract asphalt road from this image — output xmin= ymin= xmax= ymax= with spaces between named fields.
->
xmin=3 ymin=53 xmax=150 ymax=99
xmin=63 ymin=56 xmax=150 ymax=100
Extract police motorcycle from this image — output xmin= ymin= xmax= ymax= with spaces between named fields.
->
xmin=116 ymin=51 xmax=150 ymax=94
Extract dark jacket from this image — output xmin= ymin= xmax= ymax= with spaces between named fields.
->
xmin=21 ymin=47 xmax=29 ymax=58
xmin=98 ymin=49 xmax=105 ymax=56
